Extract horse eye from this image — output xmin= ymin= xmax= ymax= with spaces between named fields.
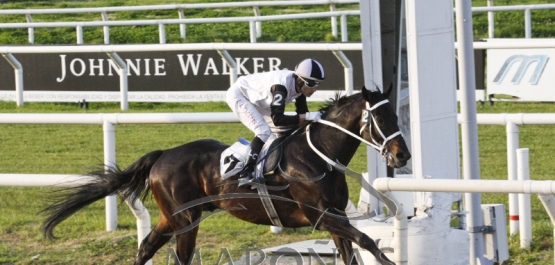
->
xmin=376 ymin=116 xmax=385 ymax=125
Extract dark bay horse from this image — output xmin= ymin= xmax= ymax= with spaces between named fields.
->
xmin=42 ymin=87 xmax=411 ymax=265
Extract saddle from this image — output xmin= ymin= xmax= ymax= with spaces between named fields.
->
xmin=219 ymin=137 xmax=286 ymax=180
xmin=219 ymin=137 xmax=288 ymax=228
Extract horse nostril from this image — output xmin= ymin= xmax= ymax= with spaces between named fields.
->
xmin=396 ymin=152 xmax=410 ymax=161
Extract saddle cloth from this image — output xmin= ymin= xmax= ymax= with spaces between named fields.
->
xmin=219 ymin=137 xmax=284 ymax=180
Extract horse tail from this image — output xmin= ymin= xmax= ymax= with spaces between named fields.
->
xmin=42 ymin=149 xmax=165 ymax=240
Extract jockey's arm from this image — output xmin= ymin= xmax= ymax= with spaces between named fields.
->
xmin=295 ymin=94 xmax=308 ymax=124
xmin=270 ymin=85 xmax=305 ymax=126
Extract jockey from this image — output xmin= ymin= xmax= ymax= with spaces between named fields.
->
xmin=226 ymin=58 xmax=325 ymax=187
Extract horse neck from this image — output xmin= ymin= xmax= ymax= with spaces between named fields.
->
xmin=312 ymin=97 xmax=365 ymax=165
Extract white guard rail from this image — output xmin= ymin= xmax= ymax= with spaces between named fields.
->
xmin=2 ymin=112 xmax=555 ymax=264
xmin=468 ymin=3 xmax=555 ymax=39
xmin=464 ymin=113 xmax=555 ymax=236
xmin=374 ymin=177 xmax=555 ymax=265
xmin=0 ymin=0 xmax=360 ymax=44
xmin=0 ymin=112 xmax=240 ymax=265
xmin=0 ymin=42 xmax=361 ymax=109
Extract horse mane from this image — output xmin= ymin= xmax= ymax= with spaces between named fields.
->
xmin=318 ymin=92 xmax=362 ymax=120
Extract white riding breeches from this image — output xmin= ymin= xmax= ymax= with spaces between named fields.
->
xmin=226 ymin=86 xmax=272 ymax=142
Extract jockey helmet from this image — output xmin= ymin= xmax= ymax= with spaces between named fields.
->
xmin=295 ymin=58 xmax=325 ymax=82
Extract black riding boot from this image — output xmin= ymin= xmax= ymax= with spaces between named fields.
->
xmin=238 ymin=136 xmax=264 ymax=187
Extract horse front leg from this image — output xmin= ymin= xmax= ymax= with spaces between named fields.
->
xmin=331 ymin=234 xmax=357 ymax=265
xmin=302 ymin=206 xmax=395 ymax=265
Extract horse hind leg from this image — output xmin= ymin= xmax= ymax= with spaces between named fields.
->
xmin=303 ymin=207 xmax=394 ymax=265
xmin=165 ymin=206 xmax=202 ymax=265
xmin=175 ymin=225 xmax=200 ymax=265
xmin=134 ymin=216 xmax=173 ymax=265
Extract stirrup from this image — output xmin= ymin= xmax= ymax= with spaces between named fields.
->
xmin=238 ymin=175 xmax=256 ymax=187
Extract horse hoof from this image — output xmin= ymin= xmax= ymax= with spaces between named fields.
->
xmin=378 ymin=253 xmax=395 ymax=265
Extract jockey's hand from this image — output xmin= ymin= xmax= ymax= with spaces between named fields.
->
xmin=305 ymin=112 xmax=322 ymax=122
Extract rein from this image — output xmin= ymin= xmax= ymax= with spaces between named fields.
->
xmin=309 ymin=99 xmax=402 ymax=157
xmin=304 ymin=99 xmax=402 ymax=216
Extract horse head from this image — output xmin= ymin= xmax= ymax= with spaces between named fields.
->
xmin=360 ymin=85 xmax=411 ymax=168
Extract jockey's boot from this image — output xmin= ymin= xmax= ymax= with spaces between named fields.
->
xmin=238 ymin=136 xmax=264 ymax=187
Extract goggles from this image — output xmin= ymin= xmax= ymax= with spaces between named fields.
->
xmin=298 ymin=76 xmax=320 ymax=88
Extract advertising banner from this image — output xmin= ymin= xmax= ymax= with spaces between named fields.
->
xmin=0 ymin=50 xmax=364 ymax=102
xmin=487 ymin=48 xmax=555 ymax=101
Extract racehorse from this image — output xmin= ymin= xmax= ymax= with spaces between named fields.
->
xmin=42 ymin=86 xmax=411 ymax=265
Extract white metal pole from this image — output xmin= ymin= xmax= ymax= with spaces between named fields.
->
xmin=158 ymin=23 xmax=166 ymax=44
xmin=25 ymin=14 xmax=34 ymax=44
xmin=507 ymin=122 xmax=520 ymax=235
xmin=124 ymin=198 xmax=151 ymax=247
xmin=517 ymin=148 xmax=532 ymax=249
xmin=524 ymin=8 xmax=532 ymax=39
xmin=374 ymin=178 xmax=555 ymax=195
xmin=217 ymin=49 xmax=237 ymax=86
xmin=340 ymin=15 xmax=348 ymax=42
xmin=249 ymin=20 xmax=256 ymax=43
xmin=330 ymin=4 xmax=338 ymax=38
xmin=76 ymin=25 xmax=83 ymax=44
xmin=2 ymin=53 xmax=24 ymax=107
xmin=331 ymin=50 xmax=353 ymax=95
xmin=103 ymin=121 xmax=118 ymax=231
xmin=178 ymin=9 xmax=186 ymax=39
xmin=101 ymin=12 xmax=109 ymax=44
xmin=537 ymin=194 xmax=555 ymax=265
xmin=454 ymin=0 xmax=488 ymax=264
xmin=107 ymin=52 xmax=129 ymax=111
xmin=253 ymin=6 xmax=262 ymax=38
xmin=487 ymin=0 xmax=494 ymax=38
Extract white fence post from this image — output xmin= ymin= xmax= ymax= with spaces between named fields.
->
xmin=101 ymin=12 xmax=110 ymax=44
xmin=253 ymin=6 xmax=262 ymax=38
xmin=341 ymin=15 xmax=348 ymax=42
xmin=517 ymin=148 xmax=532 ymax=249
xmin=487 ymin=0 xmax=494 ymax=38
xmin=524 ymin=8 xmax=532 ymax=39
xmin=217 ymin=49 xmax=237 ymax=86
xmin=178 ymin=9 xmax=186 ymax=39
xmin=507 ymin=122 xmax=520 ymax=235
xmin=330 ymin=4 xmax=338 ymax=38
xmin=537 ymin=194 xmax=555 ymax=265
xmin=2 ymin=53 xmax=24 ymax=107
xmin=249 ymin=20 xmax=257 ymax=43
xmin=159 ymin=23 xmax=166 ymax=44
xmin=103 ymin=121 xmax=118 ymax=232
xmin=25 ymin=14 xmax=34 ymax=44
xmin=332 ymin=50 xmax=353 ymax=95
xmin=106 ymin=52 xmax=129 ymax=111
xmin=76 ymin=25 xmax=83 ymax=44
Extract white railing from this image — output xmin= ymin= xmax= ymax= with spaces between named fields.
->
xmin=467 ymin=113 xmax=555 ymax=238
xmin=469 ymin=3 xmax=555 ymax=39
xmin=0 ymin=112 xmax=240 ymax=265
xmin=2 ymin=111 xmax=555 ymax=264
xmin=0 ymin=0 xmax=360 ymax=44
xmin=0 ymin=42 xmax=361 ymax=109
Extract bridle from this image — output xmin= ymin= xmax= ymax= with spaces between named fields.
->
xmin=306 ymin=99 xmax=402 ymax=162
xmin=359 ymin=100 xmax=403 ymax=155
xmin=304 ymin=98 xmax=403 ymax=216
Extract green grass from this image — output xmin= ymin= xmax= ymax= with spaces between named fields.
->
xmin=2 ymin=101 xmax=555 ymax=264
xmin=0 ymin=0 xmax=555 ymax=264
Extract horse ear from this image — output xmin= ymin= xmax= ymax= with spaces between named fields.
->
xmin=383 ymin=83 xmax=393 ymax=98
xmin=362 ymin=85 xmax=371 ymax=101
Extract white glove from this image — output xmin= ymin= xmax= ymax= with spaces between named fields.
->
xmin=305 ymin=112 xmax=322 ymax=121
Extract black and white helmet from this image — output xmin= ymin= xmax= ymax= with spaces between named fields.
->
xmin=295 ymin=58 xmax=325 ymax=82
